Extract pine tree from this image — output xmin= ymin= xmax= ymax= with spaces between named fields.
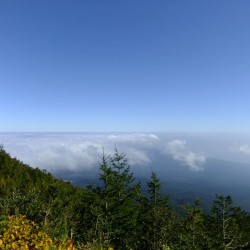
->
xmin=179 ymin=198 xmax=207 ymax=250
xmin=138 ymin=171 xmax=173 ymax=250
xmin=78 ymin=149 xmax=141 ymax=249
xmin=207 ymin=195 xmax=249 ymax=249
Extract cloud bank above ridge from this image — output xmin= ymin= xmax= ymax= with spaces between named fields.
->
xmin=1 ymin=132 xmax=250 ymax=173
xmin=0 ymin=133 xmax=158 ymax=171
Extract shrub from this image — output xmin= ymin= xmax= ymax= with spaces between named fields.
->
xmin=0 ymin=215 xmax=76 ymax=250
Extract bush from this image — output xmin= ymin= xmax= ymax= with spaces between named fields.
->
xmin=0 ymin=215 xmax=76 ymax=250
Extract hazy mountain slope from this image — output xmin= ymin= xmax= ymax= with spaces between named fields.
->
xmin=142 ymin=153 xmax=250 ymax=211
xmin=55 ymin=150 xmax=250 ymax=211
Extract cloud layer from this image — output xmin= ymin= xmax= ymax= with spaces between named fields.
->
xmin=0 ymin=133 xmax=158 ymax=171
xmin=165 ymin=140 xmax=207 ymax=171
xmin=2 ymin=133 xmax=250 ymax=173
xmin=238 ymin=145 xmax=250 ymax=155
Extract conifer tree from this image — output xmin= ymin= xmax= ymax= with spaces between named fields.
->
xmin=207 ymin=195 xmax=249 ymax=249
xmin=78 ymin=149 xmax=141 ymax=249
xmin=179 ymin=198 xmax=207 ymax=250
xmin=138 ymin=171 xmax=173 ymax=250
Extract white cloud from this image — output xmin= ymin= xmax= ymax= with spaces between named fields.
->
xmin=166 ymin=140 xmax=206 ymax=171
xmin=126 ymin=148 xmax=151 ymax=166
xmin=238 ymin=145 xmax=250 ymax=155
xmin=0 ymin=133 xmax=156 ymax=171
xmin=8 ymin=133 xmax=250 ymax=173
xmin=107 ymin=133 xmax=159 ymax=144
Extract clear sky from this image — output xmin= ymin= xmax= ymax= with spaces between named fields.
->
xmin=1 ymin=0 xmax=250 ymax=132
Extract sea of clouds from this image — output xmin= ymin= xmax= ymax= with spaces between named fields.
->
xmin=1 ymin=132 xmax=250 ymax=172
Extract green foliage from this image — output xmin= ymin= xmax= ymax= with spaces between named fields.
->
xmin=137 ymin=171 xmax=173 ymax=250
xmin=178 ymin=198 xmax=208 ymax=249
xmin=76 ymin=149 xmax=141 ymax=249
xmin=206 ymin=195 xmax=249 ymax=249
xmin=0 ymin=146 xmax=84 ymax=243
xmin=0 ymin=189 xmax=46 ymax=223
xmin=0 ymin=146 xmax=54 ymax=195
xmin=1 ymin=146 xmax=250 ymax=249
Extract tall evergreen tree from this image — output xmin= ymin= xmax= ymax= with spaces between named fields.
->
xmin=138 ymin=171 xmax=173 ymax=250
xmin=77 ymin=149 xmax=141 ymax=249
xmin=179 ymin=198 xmax=208 ymax=250
xmin=207 ymin=195 xmax=249 ymax=250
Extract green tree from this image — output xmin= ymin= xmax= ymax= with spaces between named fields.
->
xmin=99 ymin=149 xmax=141 ymax=249
xmin=179 ymin=198 xmax=208 ymax=250
xmin=0 ymin=188 xmax=46 ymax=223
xmin=207 ymin=195 xmax=249 ymax=250
xmin=76 ymin=149 xmax=141 ymax=249
xmin=138 ymin=172 xmax=173 ymax=250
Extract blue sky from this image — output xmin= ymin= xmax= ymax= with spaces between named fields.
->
xmin=1 ymin=1 xmax=250 ymax=132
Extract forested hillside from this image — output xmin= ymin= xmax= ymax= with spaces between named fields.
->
xmin=0 ymin=145 xmax=250 ymax=249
